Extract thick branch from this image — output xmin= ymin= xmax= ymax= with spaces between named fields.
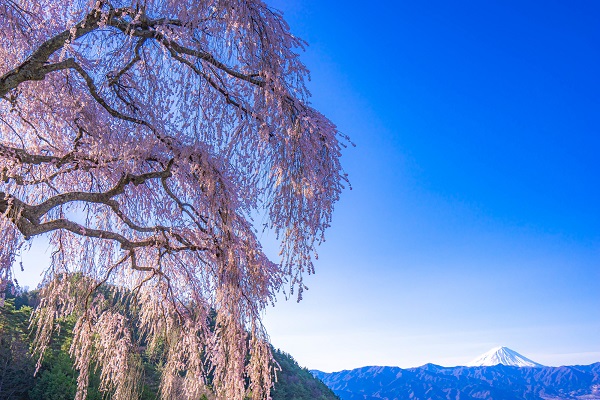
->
xmin=33 ymin=168 xmax=172 ymax=220
xmin=0 ymin=142 xmax=60 ymax=165
xmin=0 ymin=166 xmax=168 ymax=238
xmin=0 ymin=9 xmax=103 ymax=97
xmin=1 ymin=8 xmax=264 ymax=100
xmin=0 ymin=160 xmax=211 ymax=255
xmin=0 ymin=189 xmax=205 ymax=252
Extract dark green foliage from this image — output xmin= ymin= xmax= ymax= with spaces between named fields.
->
xmin=22 ymin=302 xmax=104 ymax=400
xmin=271 ymin=349 xmax=339 ymax=400
xmin=29 ymin=351 xmax=77 ymax=400
xmin=0 ymin=298 xmax=36 ymax=400
xmin=0 ymin=289 xmax=111 ymax=400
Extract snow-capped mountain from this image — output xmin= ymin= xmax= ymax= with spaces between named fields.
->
xmin=466 ymin=346 xmax=543 ymax=367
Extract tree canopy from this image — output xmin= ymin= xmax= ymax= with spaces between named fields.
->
xmin=0 ymin=0 xmax=347 ymax=398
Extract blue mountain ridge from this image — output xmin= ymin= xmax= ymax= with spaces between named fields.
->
xmin=311 ymin=362 xmax=600 ymax=400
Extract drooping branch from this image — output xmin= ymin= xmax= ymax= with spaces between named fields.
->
xmin=108 ymin=16 xmax=266 ymax=87
xmin=107 ymin=38 xmax=147 ymax=87
xmin=0 ymin=7 xmax=265 ymax=102
xmin=66 ymin=58 xmax=149 ymax=126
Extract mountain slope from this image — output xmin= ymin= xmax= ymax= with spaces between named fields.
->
xmin=271 ymin=349 xmax=340 ymax=400
xmin=313 ymin=363 xmax=600 ymax=400
xmin=467 ymin=346 xmax=544 ymax=367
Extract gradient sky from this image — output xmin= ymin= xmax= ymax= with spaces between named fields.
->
xmin=14 ymin=0 xmax=600 ymax=372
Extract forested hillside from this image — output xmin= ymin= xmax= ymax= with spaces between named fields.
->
xmin=271 ymin=349 xmax=339 ymax=400
xmin=0 ymin=287 xmax=337 ymax=400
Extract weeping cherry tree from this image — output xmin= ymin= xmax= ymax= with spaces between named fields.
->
xmin=0 ymin=0 xmax=347 ymax=398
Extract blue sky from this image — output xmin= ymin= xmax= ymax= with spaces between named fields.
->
xmin=259 ymin=0 xmax=600 ymax=371
xmin=15 ymin=0 xmax=600 ymax=371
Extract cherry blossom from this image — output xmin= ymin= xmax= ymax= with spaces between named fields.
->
xmin=0 ymin=0 xmax=347 ymax=398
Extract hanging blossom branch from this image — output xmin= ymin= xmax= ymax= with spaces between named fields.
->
xmin=0 ymin=5 xmax=265 ymax=99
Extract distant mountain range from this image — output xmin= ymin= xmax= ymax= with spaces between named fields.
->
xmin=312 ymin=347 xmax=600 ymax=400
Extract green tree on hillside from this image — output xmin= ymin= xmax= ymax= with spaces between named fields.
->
xmin=0 ymin=298 xmax=35 ymax=399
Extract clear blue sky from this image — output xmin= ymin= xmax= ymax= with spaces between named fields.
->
xmin=260 ymin=0 xmax=600 ymax=371
xmin=15 ymin=0 xmax=600 ymax=372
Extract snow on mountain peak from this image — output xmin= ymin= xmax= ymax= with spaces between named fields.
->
xmin=466 ymin=346 xmax=544 ymax=367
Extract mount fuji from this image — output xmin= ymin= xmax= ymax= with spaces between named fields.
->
xmin=466 ymin=346 xmax=544 ymax=367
